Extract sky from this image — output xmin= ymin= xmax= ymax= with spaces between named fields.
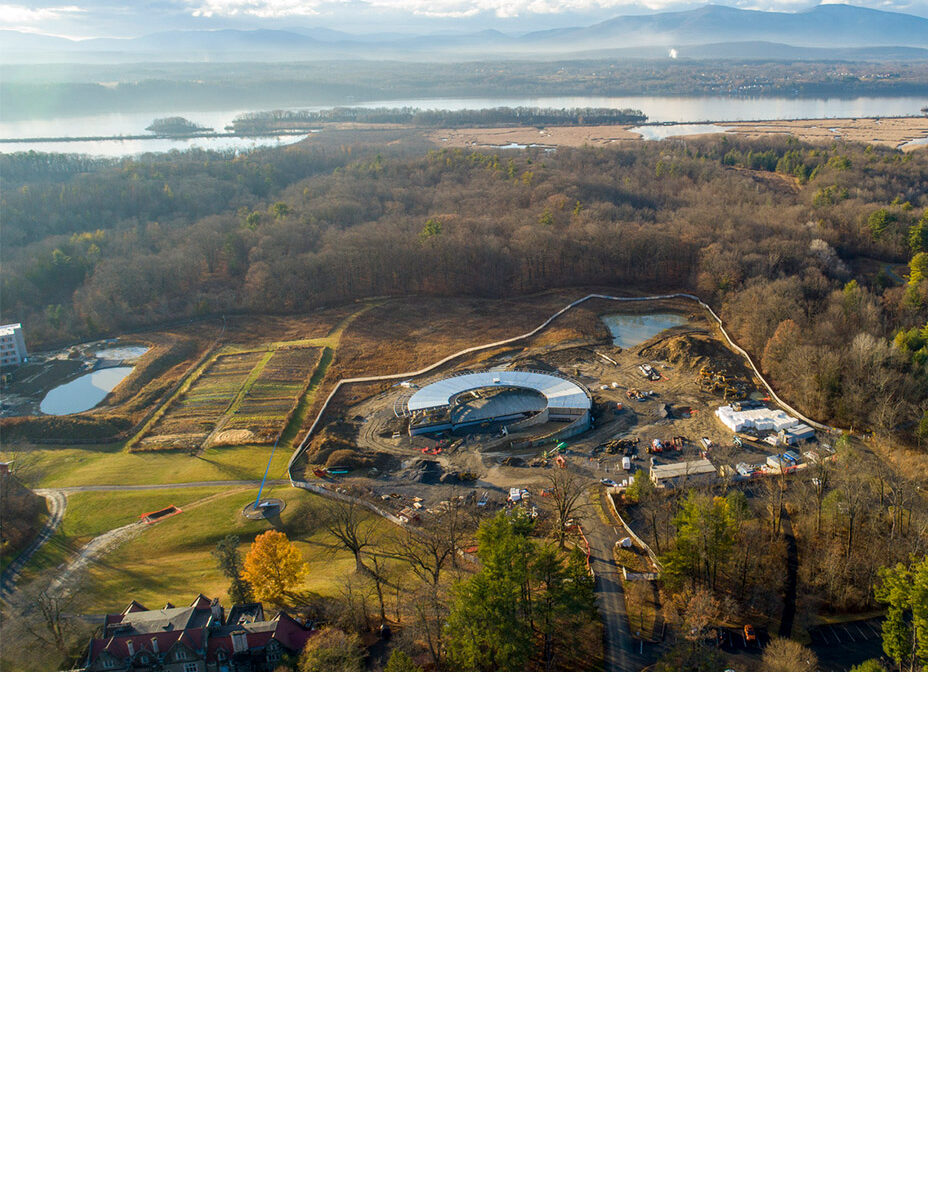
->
xmin=3 ymin=0 xmax=928 ymax=37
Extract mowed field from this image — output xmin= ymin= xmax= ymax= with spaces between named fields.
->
xmin=76 ymin=486 xmax=376 ymax=613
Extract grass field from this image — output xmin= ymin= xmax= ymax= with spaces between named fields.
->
xmin=622 ymin=577 xmax=664 ymax=642
xmin=12 ymin=443 xmax=294 ymax=488
xmin=9 ymin=486 xmax=246 ymax=591
xmin=78 ymin=485 xmax=388 ymax=612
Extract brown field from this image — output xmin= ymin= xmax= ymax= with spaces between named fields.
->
xmin=137 ymin=349 xmax=267 ymax=451
xmin=335 ymin=293 xmax=613 ymax=382
xmin=426 ymin=115 xmax=928 ymax=152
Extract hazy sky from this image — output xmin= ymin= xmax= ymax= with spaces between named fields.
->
xmin=3 ymin=0 xmax=928 ymax=36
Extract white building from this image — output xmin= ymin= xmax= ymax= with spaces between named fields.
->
xmin=0 ymin=324 xmax=27 ymax=369
xmin=716 ymin=403 xmax=817 ymax=445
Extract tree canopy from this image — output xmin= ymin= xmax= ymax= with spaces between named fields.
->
xmin=242 ymin=530 xmax=306 ymax=608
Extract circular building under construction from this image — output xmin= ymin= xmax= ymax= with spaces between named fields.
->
xmin=403 ymin=370 xmax=592 ymax=438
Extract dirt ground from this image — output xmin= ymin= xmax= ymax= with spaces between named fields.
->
xmin=333 ymin=293 xmax=603 ymax=381
xmin=425 ymin=115 xmax=928 ymax=152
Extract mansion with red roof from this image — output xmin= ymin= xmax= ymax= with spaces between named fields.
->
xmin=82 ymin=595 xmax=313 ymax=672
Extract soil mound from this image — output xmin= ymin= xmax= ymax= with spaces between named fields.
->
xmin=638 ymin=331 xmax=744 ymax=377
xmin=326 ymin=447 xmax=370 ymax=471
xmin=398 ymin=459 xmax=442 ymax=483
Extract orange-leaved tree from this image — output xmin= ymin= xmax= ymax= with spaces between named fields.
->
xmin=242 ymin=530 xmax=306 ymax=607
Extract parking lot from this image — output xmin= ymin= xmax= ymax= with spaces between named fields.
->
xmin=715 ymin=625 xmax=771 ymax=657
xmin=807 ymin=619 xmax=884 ymax=670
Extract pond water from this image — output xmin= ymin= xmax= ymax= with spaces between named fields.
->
xmin=602 ymin=311 xmax=688 ymax=348
xmin=2 ymin=94 xmax=926 ymax=157
xmin=632 ymin=123 xmax=731 ymax=141
xmin=41 ymin=366 xmax=134 ymax=415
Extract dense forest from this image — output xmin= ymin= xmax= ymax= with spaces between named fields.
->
xmin=3 ymin=58 xmax=927 ymax=121
xmin=3 ymin=133 xmax=927 ymax=442
xmin=229 ymin=106 xmax=646 ymax=133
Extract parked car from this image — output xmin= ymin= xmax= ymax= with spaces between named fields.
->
xmin=601 ymin=478 xmax=617 ymax=487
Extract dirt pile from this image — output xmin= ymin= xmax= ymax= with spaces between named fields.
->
xmin=397 ymin=459 xmax=443 ymax=483
xmin=638 ymin=332 xmax=746 ymax=378
xmin=308 ymin=421 xmax=376 ymax=472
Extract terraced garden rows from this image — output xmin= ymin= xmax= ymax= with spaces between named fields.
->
xmin=137 ymin=350 xmax=266 ymax=451
xmin=137 ymin=345 xmax=323 ymax=451
xmin=217 ymin=346 xmax=324 ymax=445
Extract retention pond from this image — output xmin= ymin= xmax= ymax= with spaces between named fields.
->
xmin=40 ymin=366 xmax=135 ymax=415
xmin=601 ymin=311 xmax=688 ymax=348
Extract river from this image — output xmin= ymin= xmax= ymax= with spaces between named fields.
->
xmin=2 ymin=95 xmax=926 ymax=157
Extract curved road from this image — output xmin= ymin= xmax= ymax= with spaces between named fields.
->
xmin=0 ymin=488 xmax=66 ymax=601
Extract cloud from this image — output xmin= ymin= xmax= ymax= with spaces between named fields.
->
xmin=4 ymin=0 xmax=928 ymax=35
xmin=0 ymin=2 xmax=84 ymax=30
xmin=179 ymin=0 xmax=928 ymax=19
xmin=190 ymin=0 xmax=320 ymax=15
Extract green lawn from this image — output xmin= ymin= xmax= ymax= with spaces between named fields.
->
xmin=11 ymin=443 xmax=294 ymax=488
xmin=10 ymin=486 xmax=249 ymax=588
xmin=76 ymin=485 xmax=387 ymax=613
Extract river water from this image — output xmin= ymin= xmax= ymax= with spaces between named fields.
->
xmin=2 ymin=95 xmax=926 ymax=157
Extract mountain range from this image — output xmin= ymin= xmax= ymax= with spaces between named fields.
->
xmin=3 ymin=4 xmax=928 ymax=63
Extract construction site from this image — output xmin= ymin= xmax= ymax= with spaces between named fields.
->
xmin=290 ymin=300 xmax=826 ymax=524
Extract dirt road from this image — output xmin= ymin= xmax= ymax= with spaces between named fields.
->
xmin=47 ymin=522 xmax=145 ymax=603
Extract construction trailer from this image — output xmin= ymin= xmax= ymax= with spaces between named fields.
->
xmin=779 ymin=423 xmax=815 ymax=444
xmin=649 ymin=458 xmax=717 ymax=488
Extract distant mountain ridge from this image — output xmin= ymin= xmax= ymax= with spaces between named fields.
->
xmin=3 ymin=4 xmax=928 ymax=62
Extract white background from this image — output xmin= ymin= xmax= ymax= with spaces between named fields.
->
xmin=2 ymin=674 xmax=925 ymax=1200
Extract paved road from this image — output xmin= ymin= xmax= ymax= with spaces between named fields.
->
xmin=0 ymin=488 xmax=66 ymax=600
xmin=584 ymin=517 xmax=637 ymax=672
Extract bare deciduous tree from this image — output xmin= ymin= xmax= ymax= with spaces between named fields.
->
xmin=391 ymin=497 xmax=476 ymax=587
xmin=18 ymin=589 xmax=87 ymax=668
xmin=319 ymin=501 xmax=379 ymax=571
xmin=545 ymin=468 xmax=587 ymax=548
